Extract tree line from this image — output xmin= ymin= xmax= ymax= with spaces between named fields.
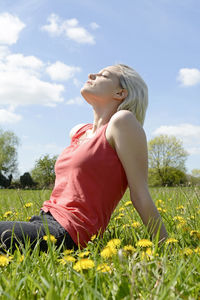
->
xmin=0 ymin=128 xmax=200 ymax=189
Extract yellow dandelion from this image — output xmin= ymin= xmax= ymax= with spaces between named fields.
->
xmin=182 ymin=248 xmax=193 ymax=256
xmin=190 ymin=216 xmax=195 ymax=220
xmin=136 ymin=239 xmax=153 ymax=248
xmin=19 ymin=255 xmax=24 ymax=262
xmin=101 ymin=246 xmax=117 ymax=259
xmin=97 ymin=263 xmax=112 ymax=273
xmin=124 ymin=200 xmax=132 ymax=206
xmin=63 ymin=249 xmax=74 ymax=255
xmin=78 ymin=251 xmax=90 ymax=258
xmin=123 ymin=245 xmax=136 ymax=255
xmin=0 ymin=255 xmax=11 ymax=267
xmin=165 ymin=238 xmax=178 ymax=245
xmin=106 ymin=239 xmax=121 ymax=248
xmin=63 ymin=255 xmax=76 ymax=262
xmin=176 ymin=205 xmax=185 ymax=210
xmin=73 ymin=258 xmax=95 ymax=272
xmin=157 ymin=207 xmax=163 ymax=212
xmin=26 ymin=216 xmax=31 ymax=221
xmin=118 ymin=213 xmax=125 ymax=217
xmin=24 ymin=202 xmax=33 ymax=208
xmin=3 ymin=211 xmax=12 ymax=218
xmin=119 ymin=207 xmax=125 ymax=212
xmin=114 ymin=216 xmax=122 ymax=220
xmin=43 ymin=235 xmax=57 ymax=243
xmin=132 ymin=221 xmax=141 ymax=228
xmin=173 ymin=216 xmax=186 ymax=223
xmin=157 ymin=199 xmax=163 ymax=204
xmin=190 ymin=230 xmax=200 ymax=239
xmin=91 ymin=234 xmax=96 ymax=241
xmin=194 ymin=247 xmax=200 ymax=255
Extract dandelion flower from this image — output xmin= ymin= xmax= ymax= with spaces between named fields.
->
xmin=123 ymin=245 xmax=136 ymax=255
xmin=3 ymin=211 xmax=12 ymax=218
xmin=190 ymin=230 xmax=200 ymax=239
xmin=24 ymin=202 xmax=33 ymax=208
xmin=78 ymin=251 xmax=90 ymax=258
xmin=73 ymin=258 xmax=95 ymax=272
xmin=119 ymin=207 xmax=125 ymax=212
xmin=176 ymin=205 xmax=185 ymax=210
xmin=97 ymin=263 xmax=112 ymax=273
xmin=43 ymin=235 xmax=57 ymax=243
xmin=165 ymin=238 xmax=178 ymax=245
xmin=132 ymin=221 xmax=141 ymax=228
xmin=124 ymin=201 xmax=132 ymax=206
xmin=136 ymin=239 xmax=153 ymax=248
xmin=0 ymin=255 xmax=11 ymax=267
xmin=101 ymin=246 xmax=117 ymax=259
xmin=114 ymin=216 xmax=122 ymax=220
xmin=106 ymin=239 xmax=121 ymax=248
xmin=91 ymin=234 xmax=96 ymax=241
xmin=63 ymin=255 xmax=76 ymax=262
xmin=173 ymin=216 xmax=185 ymax=223
xmin=63 ymin=249 xmax=74 ymax=255
xmin=182 ymin=248 xmax=193 ymax=256
xmin=194 ymin=247 xmax=200 ymax=255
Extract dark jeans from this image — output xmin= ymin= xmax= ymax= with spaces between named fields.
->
xmin=0 ymin=210 xmax=78 ymax=254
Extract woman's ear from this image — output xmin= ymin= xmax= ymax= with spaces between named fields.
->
xmin=113 ymin=88 xmax=128 ymax=101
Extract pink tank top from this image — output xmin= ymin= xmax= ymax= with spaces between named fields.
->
xmin=41 ymin=123 xmax=128 ymax=249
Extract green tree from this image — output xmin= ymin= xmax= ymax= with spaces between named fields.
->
xmin=0 ymin=128 xmax=20 ymax=176
xmin=31 ymin=154 xmax=58 ymax=189
xmin=148 ymin=134 xmax=189 ymax=186
xmin=191 ymin=169 xmax=200 ymax=177
xmin=20 ymin=172 xmax=36 ymax=189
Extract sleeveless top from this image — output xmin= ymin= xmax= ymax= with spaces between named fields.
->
xmin=41 ymin=123 xmax=128 ymax=249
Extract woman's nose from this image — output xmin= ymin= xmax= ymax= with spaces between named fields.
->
xmin=88 ymin=73 xmax=96 ymax=80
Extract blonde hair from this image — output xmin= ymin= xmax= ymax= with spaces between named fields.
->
xmin=114 ymin=64 xmax=148 ymax=127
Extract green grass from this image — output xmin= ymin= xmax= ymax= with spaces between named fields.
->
xmin=0 ymin=187 xmax=199 ymax=299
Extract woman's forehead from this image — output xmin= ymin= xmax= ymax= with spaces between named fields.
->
xmin=99 ymin=65 xmax=120 ymax=74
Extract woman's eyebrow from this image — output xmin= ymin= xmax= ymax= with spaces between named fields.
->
xmin=99 ymin=69 xmax=111 ymax=74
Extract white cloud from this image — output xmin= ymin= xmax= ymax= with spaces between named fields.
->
xmin=0 ymin=13 xmax=26 ymax=45
xmin=65 ymin=96 xmax=85 ymax=105
xmin=152 ymin=123 xmax=200 ymax=155
xmin=0 ymin=51 xmax=69 ymax=114
xmin=90 ymin=22 xmax=100 ymax=30
xmin=0 ymin=108 xmax=22 ymax=124
xmin=177 ymin=68 xmax=200 ymax=86
xmin=41 ymin=14 xmax=95 ymax=45
xmin=46 ymin=61 xmax=81 ymax=81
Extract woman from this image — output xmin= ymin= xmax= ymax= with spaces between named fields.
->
xmin=0 ymin=64 xmax=168 ymax=254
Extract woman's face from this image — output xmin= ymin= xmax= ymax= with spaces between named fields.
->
xmin=81 ymin=65 xmax=123 ymax=104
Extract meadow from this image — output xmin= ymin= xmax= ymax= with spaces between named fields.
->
xmin=0 ymin=187 xmax=199 ymax=300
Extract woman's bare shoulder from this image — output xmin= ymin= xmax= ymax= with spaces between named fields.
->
xmin=69 ymin=123 xmax=87 ymax=139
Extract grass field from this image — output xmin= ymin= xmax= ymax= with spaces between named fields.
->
xmin=0 ymin=187 xmax=199 ymax=299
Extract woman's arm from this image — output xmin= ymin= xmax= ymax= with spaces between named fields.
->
xmin=111 ymin=110 xmax=168 ymax=244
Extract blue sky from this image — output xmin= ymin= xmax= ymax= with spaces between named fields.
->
xmin=0 ymin=0 xmax=199 ymax=179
